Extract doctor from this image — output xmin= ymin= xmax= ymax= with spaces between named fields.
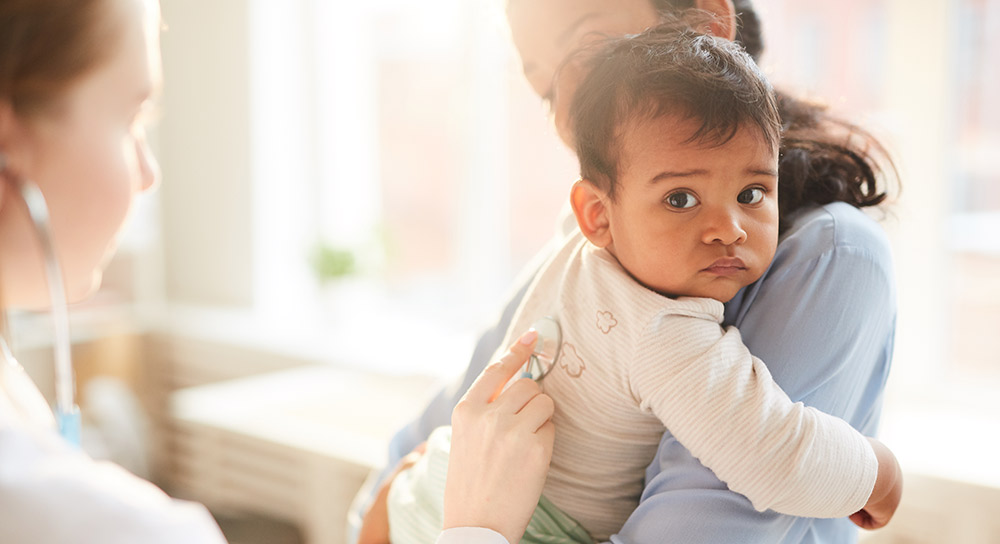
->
xmin=0 ymin=0 xmax=226 ymax=541
xmin=0 ymin=0 xmax=549 ymax=541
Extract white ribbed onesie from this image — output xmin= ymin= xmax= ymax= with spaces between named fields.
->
xmin=494 ymin=230 xmax=878 ymax=541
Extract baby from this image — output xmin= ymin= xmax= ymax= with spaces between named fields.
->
xmin=382 ymin=24 xmax=901 ymax=544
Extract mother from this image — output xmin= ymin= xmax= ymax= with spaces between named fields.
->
xmin=357 ymin=1 xmax=897 ymax=542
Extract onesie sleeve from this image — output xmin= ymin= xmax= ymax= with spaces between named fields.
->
xmin=628 ymin=314 xmax=878 ymax=518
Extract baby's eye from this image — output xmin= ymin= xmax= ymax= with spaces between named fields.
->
xmin=737 ymin=187 xmax=765 ymax=205
xmin=665 ymin=191 xmax=699 ymax=209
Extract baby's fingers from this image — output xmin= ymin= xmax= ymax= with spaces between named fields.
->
xmin=849 ymin=509 xmax=878 ymax=530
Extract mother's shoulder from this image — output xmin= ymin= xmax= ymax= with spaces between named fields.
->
xmin=774 ymin=202 xmax=892 ymax=269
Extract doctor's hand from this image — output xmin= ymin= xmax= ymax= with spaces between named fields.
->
xmin=443 ymin=330 xmax=555 ymax=544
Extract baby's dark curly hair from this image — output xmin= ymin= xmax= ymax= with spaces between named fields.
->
xmin=571 ymin=22 xmax=781 ymax=203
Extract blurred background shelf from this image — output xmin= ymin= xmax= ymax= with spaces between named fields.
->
xmin=167 ymin=365 xmax=438 ymax=544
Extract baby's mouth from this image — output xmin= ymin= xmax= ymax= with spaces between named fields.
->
xmin=702 ymin=257 xmax=747 ymax=275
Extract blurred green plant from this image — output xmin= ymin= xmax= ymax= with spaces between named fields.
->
xmin=309 ymin=243 xmax=357 ymax=284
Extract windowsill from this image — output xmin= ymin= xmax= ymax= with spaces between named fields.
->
xmin=145 ymin=299 xmax=479 ymax=380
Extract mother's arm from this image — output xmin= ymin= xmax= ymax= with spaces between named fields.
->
xmin=611 ymin=203 xmax=897 ymax=543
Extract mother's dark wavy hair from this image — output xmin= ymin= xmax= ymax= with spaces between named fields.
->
xmin=645 ymin=0 xmax=897 ymax=232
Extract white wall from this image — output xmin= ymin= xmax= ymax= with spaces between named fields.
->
xmin=158 ymin=0 xmax=254 ymax=306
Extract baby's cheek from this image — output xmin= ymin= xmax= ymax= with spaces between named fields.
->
xmin=749 ymin=216 xmax=778 ymax=245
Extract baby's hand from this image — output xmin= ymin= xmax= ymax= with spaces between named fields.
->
xmin=358 ymin=443 xmax=427 ymax=544
xmin=850 ymin=438 xmax=902 ymax=530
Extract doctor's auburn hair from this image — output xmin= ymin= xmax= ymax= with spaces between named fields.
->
xmin=0 ymin=0 xmax=121 ymax=117
xmin=570 ymin=23 xmax=781 ymax=203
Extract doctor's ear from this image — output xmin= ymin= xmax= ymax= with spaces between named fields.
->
xmin=0 ymin=101 xmax=22 ymax=173
xmin=0 ymin=151 xmax=11 ymax=211
xmin=0 ymin=99 xmax=15 ymax=146
xmin=0 ymin=154 xmax=9 ymax=212
xmin=570 ymin=179 xmax=612 ymax=248
xmin=0 ymin=101 xmax=23 ymax=210
xmin=0 ymin=103 xmax=14 ymax=209
xmin=0 ymin=100 xmax=32 ymax=186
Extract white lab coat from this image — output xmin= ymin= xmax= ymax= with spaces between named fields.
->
xmin=0 ymin=351 xmax=227 ymax=544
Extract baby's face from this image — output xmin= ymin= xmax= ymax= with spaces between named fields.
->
xmin=602 ymin=115 xmax=779 ymax=302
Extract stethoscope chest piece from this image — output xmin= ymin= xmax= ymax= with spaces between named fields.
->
xmin=525 ymin=316 xmax=561 ymax=382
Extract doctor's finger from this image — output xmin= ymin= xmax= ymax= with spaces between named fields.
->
xmin=463 ymin=330 xmax=538 ymax=405
xmin=523 ymin=419 xmax=556 ymax=470
xmin=495 ymin=377 xmax=544 ymax=414
xmin=515 ymin=393 xmax=555 ymax=433
xmin=536 ymin=420 xmax=555 ymax=449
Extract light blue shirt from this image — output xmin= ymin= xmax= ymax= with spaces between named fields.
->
xmin=361 ymin=201 xmax=896 ymax=544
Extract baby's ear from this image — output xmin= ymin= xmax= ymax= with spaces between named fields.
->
xmin=570 ymin=179 xmax=612 ymax=248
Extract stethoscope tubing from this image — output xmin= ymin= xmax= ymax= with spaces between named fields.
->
xmin=1 ymin=156 xmax=80 ymax=445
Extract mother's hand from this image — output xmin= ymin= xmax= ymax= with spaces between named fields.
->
xmin=443 ymin=330 xmax=555 ymax=544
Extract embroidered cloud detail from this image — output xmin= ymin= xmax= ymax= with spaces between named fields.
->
xmin=560 ymin=343 xmax=586 ymax=377
xmin=596 ymin=310 xmax=618 ymax=334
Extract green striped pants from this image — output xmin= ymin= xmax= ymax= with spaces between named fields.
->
xmin=387 ymin=426 xmax=595 ymax=544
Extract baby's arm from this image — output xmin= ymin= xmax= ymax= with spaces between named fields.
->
xmin=630 ymin=314 xmax=898 ymax=520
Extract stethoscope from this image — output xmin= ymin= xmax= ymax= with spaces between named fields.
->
xmin=0 ymin=155 xmax=81 ymax=446
xmin=523 ymin=316 xmax=562 ymax=382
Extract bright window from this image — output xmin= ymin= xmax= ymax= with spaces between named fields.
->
xmin=240 ymin=0 xmax=576 ymax=376
xmin=753 ymin=0 xmax=1000 ymax=485
xmin=134 ymin=0 xmax=1000 ymax=392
